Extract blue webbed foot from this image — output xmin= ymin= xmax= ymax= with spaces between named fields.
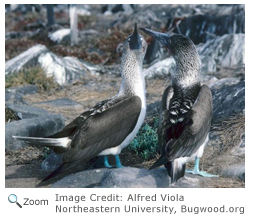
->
xmin=185 ymin=169 xmax=219 ymax=177
xmin=103 ymin=156 xmax=113 ymax=168
xmin=197 ymin=171 xmax=219 ymax=177
xmin=115 ymin=155 xmax=124 ymax=168
xmin=186 ymin=157 xmax=218 ymax=177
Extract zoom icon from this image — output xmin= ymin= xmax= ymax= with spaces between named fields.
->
xmin=8 ymin=194 xmax=22 ymax=208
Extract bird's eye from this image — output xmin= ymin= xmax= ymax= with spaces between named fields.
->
xmin=128 ymin=38 xmax=131 ymax=42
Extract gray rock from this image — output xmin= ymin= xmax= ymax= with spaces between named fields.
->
xmin=209 ymin=77 xmax=241 ymax=89
xmin=36 ymin=98 xmax=83 ymax=110
xmin=200 ymin=75 xmax=218 ymax=86
xmin=9 ymin=85 xmax=38 ymax=95
xmin=5 ymin=45 xmax=48 ymax=74
xmin=48 ymin=28 xmax=97 ymax=45
xmin=113 ymin=9 xmax=162 ymax=30
xmin=50 ymin=167 xmax=216 ymax=188
xmin=41 ymin=153 xmax=63 ymax=172
xmin=175 ymin=5 xmax=244 ymax=44
xmin=144 ymin=58 xmax=175 ymax=79
xmin=213 ymin=65 xmax=245 ymax=79
xmin=211 ymin=79 xmax=245 ymax=124
xmin=5 ymin=85 xmax=38 ymax=104
xmin=169 ymin=174 xmax=202 ymax=188
xmin=5 ymin=103 xmax=49 ymax=119
xmin=199 ymin=55 xmax=216 ymax=74
xmin=5 ymin=44 xmax=103 ymax=85
xmin=198 ymin=34 xmax=245 ymax=67
xmin=38 ymin=53 xmax=88 ymax=85
xmin=100 ymin=167 xmax=170 ymax=188
xmin=51 ymin=168 xmax=109 ymax=188
xmin=220 ymin=163 xmax=245 ymax=181
xmin=48 ymin=29 xmax=70 ymax=44
xmin=5 ymin=90 xmax=26 ymax=105
xmin=5 ymin=114 xmax=65 ymax=150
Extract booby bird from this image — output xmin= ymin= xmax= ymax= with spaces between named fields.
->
xmin=13 ymin=23 xmax=147 ymax=182
xmin=140 ymin=28 xmax=218 ymax=184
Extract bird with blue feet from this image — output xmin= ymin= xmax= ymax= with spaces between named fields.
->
xmin=140 ymin=27 xmax=218 ymax=184
xmin=13 ymin=23 xmax=147 ymax=185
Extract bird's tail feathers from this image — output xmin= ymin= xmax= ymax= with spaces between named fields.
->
xmin=149 ymin=154 xmax=167 ymax=170
xmin=13 ymin=136 xmax=71 ymax=153
xmin=166 ymin=160 xmax=186 ymax=184
xmin=36 ymin=162 xmax=85 ymax=187
xmin=40 ymin=163 xmax=75 ymax=183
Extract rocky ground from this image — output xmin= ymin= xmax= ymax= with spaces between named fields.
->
xmin=5 ymin=4 xmax=245 ymax=188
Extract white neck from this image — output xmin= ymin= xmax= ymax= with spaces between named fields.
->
xmin=172 ymin=55 xmax=201 ymax=88
xmin=118 ymin=53 xmax=146 ymax=106
xmin=173 ymin=69 xmax=200 ymax=88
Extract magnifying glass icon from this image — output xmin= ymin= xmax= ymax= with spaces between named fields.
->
xmin=8 ymin=194 xmax=22 ymax=208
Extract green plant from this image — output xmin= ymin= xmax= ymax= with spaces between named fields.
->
xmin=127 ymin=117 xmax=159 ymax=160
xmin=43 ymin=147 xmax=51 ymax=159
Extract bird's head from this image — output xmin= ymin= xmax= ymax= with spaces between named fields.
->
xmin=140 ymin=27 xmax=197 ymax=58
xmin=122 ymin=23 xmax=147 ymax=62
xmin=140 ymin=27 xmax=201 ymax=86
xmin=140 ymin=28 xmax=200 ymax=71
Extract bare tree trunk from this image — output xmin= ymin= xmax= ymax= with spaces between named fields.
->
xmin=45 ymin=4 xmax=54 ymax=26
xmin=69 ymin=4 xmax=78 ymax=46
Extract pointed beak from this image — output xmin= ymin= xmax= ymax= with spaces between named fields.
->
xmin=129 ymin=23 xmax=142 ymax=50
xmin=140 ymin=28 xmax=169 ymax=47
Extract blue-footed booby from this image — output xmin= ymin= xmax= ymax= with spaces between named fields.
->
xmin=140 ymin=28 xmax=218 ymax=184
xmin=13 ymin=23 xmax=147 ymax=183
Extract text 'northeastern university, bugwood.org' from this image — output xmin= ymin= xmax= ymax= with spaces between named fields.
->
xmin=54 ymin=193 xmax=244 ymax=214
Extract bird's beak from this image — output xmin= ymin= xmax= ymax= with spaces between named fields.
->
xmin=129 ymin=23 xmax=142 ymax=50
xmin=140 ymin=28 xmax=169 ymax=47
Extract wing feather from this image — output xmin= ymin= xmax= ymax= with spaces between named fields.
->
xmin=165 ymin=85 xmax=212 ymax=161
xmin=40 ymin=96 xmax=142 ymax=183
xmin=47 ymin=99 xmax=111 ymax=138
xmin=63 ymin=95 xmax=142 ymax=163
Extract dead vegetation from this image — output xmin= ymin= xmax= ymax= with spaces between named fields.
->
xmin=5 ymin=105 xmax=21 ymax=122
xmin=5 ymin=146 xmax=46 ymax=166
xmin=211 ymin=114 xmax=245 ymax=154
xmin=5 ymin=66 xmax=59 ymax=91
xmin=195 ymin=114 xmax=245 ymax=178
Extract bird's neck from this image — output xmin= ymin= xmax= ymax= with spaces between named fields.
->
xmin=118 ymin=53 xmax=145 ymax=101
xmin=172 ymin=53 xmax=201 ymax=89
